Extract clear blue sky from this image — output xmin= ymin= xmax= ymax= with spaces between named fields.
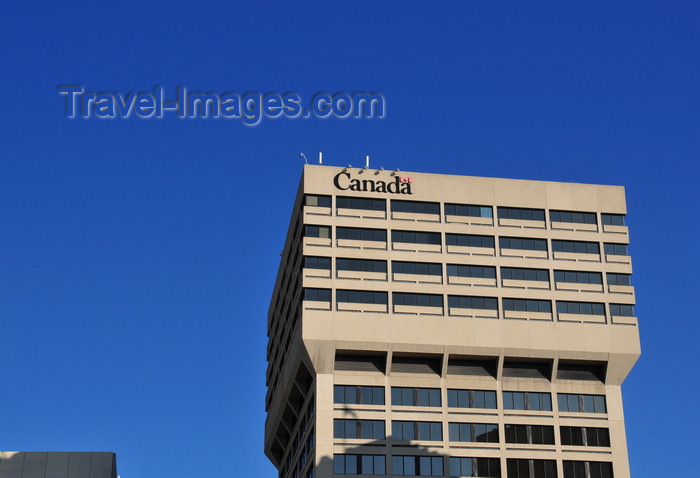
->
xmin=1 ymin=1 xmax=698 ymax=477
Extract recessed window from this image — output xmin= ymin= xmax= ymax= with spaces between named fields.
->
xmin=563 ymin=461 xmax=613 ymax=478
xmin=560 ymin=426 xmax=610 ymax=447
xmin=552 ymin=240 xmax=600 ymax=254
xmin=304 ymin=194 xmax=331 ymax=208
xmin=448 ymin=295 xmax=498 ymax=310
xmin=305 ymin=225 xmax=331 ymax=238
xmin=304 ymin=256 xmax=331 ymax=270
xmin=337 ymin=258 xmax=387 ymax=273
xmin=446 ymin=233 xmax=495 ymax=248
xmin=500 ymin=237 xmax=547 ymax=251
xmin=503 ymin=391 xmax=552 ymax=411
xmin=502 ymin=267 xmax=549 ymax=282
xmin=607 ymin=273 xmax=631 ymax=286
xmin=392 ymin=230 xmax=441 ymax=245
xmin=602 ymin=213 xmax=625 ymax=226
xmin=392 ymin=456 xmax=443 ymax=477
xmin=333 ymin=385 xmax=384 ymax=405
xmin=447 ymin=264 xmax=496 ymax=279
xmin=449 ymin=422 xmax=498 ymax=443
xmin=604 ymin=243 xmax=628 ymax=255
xmin=393 ymin=261 xmax=442 ymax=276
xmin=391 ymin=387 xmax=441 ymax=407
xmin=337 ymin=227 xmax=386 ymax=242
xmin=558 ymin=393 xmax=607 ymax=413
xmin=554 ymin=270 xmax=602 ymax=284
xmin=556 ymin=301 xmax=605 ymax=316
xmin=498 ymin=207 xmax=545 ymax=221
xmin=334 ymin=419 xmax=385 ymax=439
xmin=392 ymin=421 xmax=443 ymax=441
xmin=449 ymin=458 xmax=500 ymax=478
xmin=393 ymin=292 xmax=444 ymax=308
xmin=391 ymin=200 xmax=440 ymax=214
xmin=337 ymin=290 xmax=388 ymax=305
xmin=447 ymin=389 xmax=497 ymax=409
xmin=610 ymin=304 xmax=635 ymax=316
xmin=503 ymin=298 xmax=552 ymax=313
xmin=303 ymin=288 xmax=331 ymax=302
xmin=444 ymin=203 xmax=492 ymax=218
xmin=507 ymin=459 xmax=557 ymax=478
xmin=504 ymin=424 xmax=555 ymax=444
xmin=334 ymin=454 xmax=385 ymax=475
xmin=550 ymin=210 xmax=597 ymax=225
xmin=337 ymin=196 xmax=386 ymax=211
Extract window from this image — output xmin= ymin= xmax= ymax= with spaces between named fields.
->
xmin=558 ymin=394 xmax=607 ymax=413
xmin=392 ymin=456 xmax=444 ymax=477
xmin=392 ymin=387 xmax=441 ymax=407
xmin=337 ymin=196 xmax=386 ymax=211
xmin=305 ymin=225 xmax=331 ymax=238
xmin=503 ymin=391 xmax=552 ymax=411
xmin=447 ymin=264 xmax=496 ymax=279
xmin=503 ymin=299 xmax=552 ymax=313
xmin=392 ymin=421 xmax=443 ymax=441
xmin=392 ymin=230 xmax=441 ymax=245
xmin=393 ymin=292 xmax=444 ymax=308
xmin=333 ymin=455 xmax=385 ymax=475
xmin=337 ymin=290 xmax=388 ymax=305
xmin=449 ymin=422 xmax=498 ymax=443
xmin=556 ymin=301 xmax=605 ymax=316
xmin=500 ymin=237 xmax=547 ymax=251
xmin=560 ymin=427 xmax=610 ymax=447
xmin=504 ymin=424 xmax=555 ymax=444
xmin=305 ymin=194 xmax=331 ymax=208
xmin=610 ymin=304 xmax=635 ymax=316
xmin=393 ymin=261 xmax=442 ymax=276
xmin=606 ymin=273 xmax=631 ymax=286
xmin=563 ymin=461 xmax=614 ymax=478
xmin=337 ymin=227 xmax=386 ymax=242
xmin=449 ymin=457 xmax=500 ymax=478
xmin=304 ymin=256 xmax=331 ymax=270
xmin=337 ymin=258 xmax=387 ymax=273
xmin=602 ymin=213 xmax=625 ymax=226
xmin=550 ymin=210 xmax=597 ymax=225
xmin=304 ymin=288 xmax=331 ymax=302
xmin=604 ymin=243 xmax=628 ymax=255
xmin=447 ymin=389 xmax=497 ymax=409
xmin=446 ymin=233 xmax=495 ymax=248
xmin=552 ymin=240 xmax=600 ymax=254
xmin=392 ymin=200 xmax=440 ymax=214
xmin=498 ymin=207 xmax=545 ymax=221
xmin=554 ymin=271 xmax=602 ymax=284
xmin=444 ymin=203 xmax=493 ymax=218
xmin=501 ymin=267 xmax=549 ymax=282
xmin=506 ymin=459 xmax=557 ymax=478
xmin=448 ymin=296 xmax=498 ymax=310
xmin=334 ymin=419 xmax=385 ymax=439
xmin=334 ymin=385 xmax=385 ymax=405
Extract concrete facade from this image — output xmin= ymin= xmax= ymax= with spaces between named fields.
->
xmin=0 ymin=452 xmax=117 ymax=478
xmin=266 ymin=165 xmax=640 ymax=478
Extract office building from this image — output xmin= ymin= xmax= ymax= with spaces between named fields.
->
xmin=265 ymin=165 xmax=640 ymax=478
xmin=0 ymin=452 xmax=117 ymax=478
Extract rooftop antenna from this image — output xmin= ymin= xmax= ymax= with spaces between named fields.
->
xmin=365 ymin=155 xmax=370 ymax=169
xmin=319 ymin=152 xmax=323 ymax=165
xmin=300 ymin=153 xmax=308 ymax=164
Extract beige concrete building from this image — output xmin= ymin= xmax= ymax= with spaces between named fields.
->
xmin=265 ymin=165 xmax=640 ymax=478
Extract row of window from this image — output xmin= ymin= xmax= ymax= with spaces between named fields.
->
xmin=306 ymin=195 xmax=626 ymax=227
xmin=333 ymin=455 xmax=613 ymax=477
xmin=308 ymin=257 xmax=632 ymax=287
xmin=334 ymin=386 xmax=607 ymax=413
xmin=308 ymin=289 xmax=635 ymax=317
xmin=307 ymin=226 xmax=630 ymax=255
